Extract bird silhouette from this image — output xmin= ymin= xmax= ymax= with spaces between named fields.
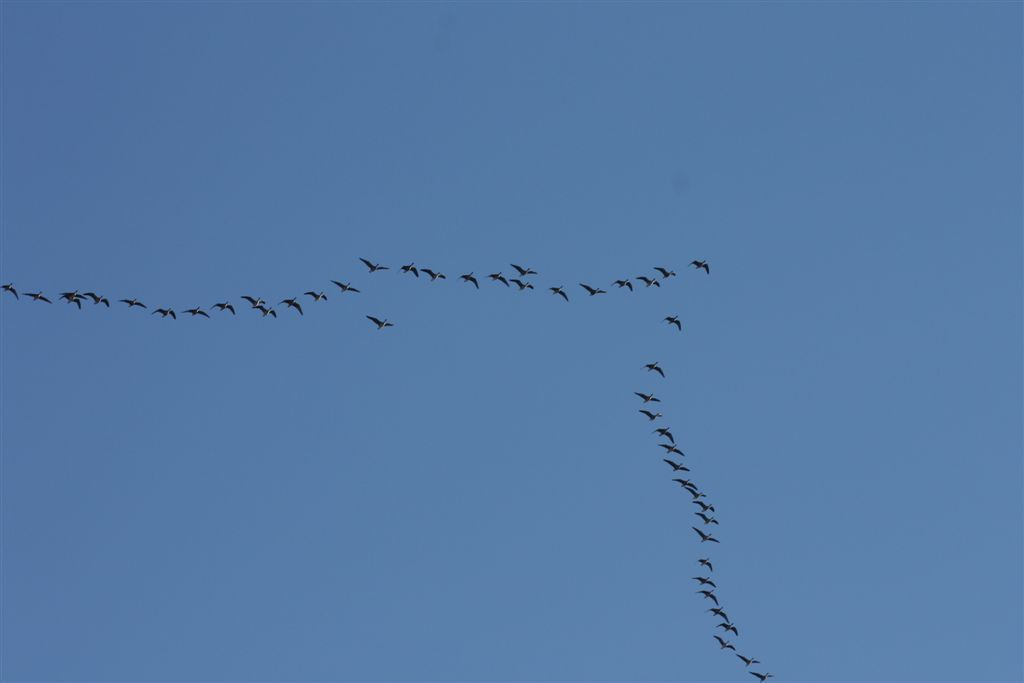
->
xmin=673 ymin=478 xmax=698 ymax=491
xmin=717 ymin=622 xmax=738 ymax=636
xmin=241 ymin=295 xmax=265 ymax=308
xmin=304 ymin=291 xmax=328 ymax=302
xmin=359 ymin=258 xmax=388 ymax=272
xmin=281 ymin=298 xmax=303 ymax=315
xmin=579 ymin=283 xmax=606 ymax=296
xmin=366 ymin=315 xmax=393 ymax=329
xmin=636 ymin=276 xmax=661 ymax=288
xmin=331 ymin=280 xmax=360 ymax=293
xmin=488 ymin=272 xmax=510 ymax=287
xmin=713 ymin=635 xmax=735 ymax=651
xmin=612 ymin=279 xmax=633 ymax=291
xmin=692 ymin=527 xmax=719 ymax=543
xmin=60 ymin=291 xmax=85 ymax=308
xmin=152 ymin=308 xmax=176 ymax=319
xmin=749 ymin=673 xmax=773 ymax=682
xmin=654 ymin=266 xmax=676 ymax=279
xmin=654 ymin=426 xmax=675 ymax=443
xmin=693 ymin=576 xmax=717 ymax=588
xmin=707 ymin=607 xmax=729 ymax=620
xmin=736 ymin=655 xmax=761 ymax=667
xmin=634 ymin=392 xmax=660 ymax=403
xmin=2 ymin=283 xmax=18 ymax=299
xmin=401 ymin=263 xmax=419 ymax=277
xmin=695 ymin=512 xmax=719 ymax=525
xmin=549 ymin=286 xmax=569 ymax=301
xmin=183 ymin=307 xmax=210 ymax=318
xmin=255 ymin=305 xmax=277 ymax=318
xmin=119 ymin=298 xmax=146 ymax=308
xmin=510 ymin=263 xmax=538 ymax=277
xmin=639 ymin=409 xmax=662 ymax=421
xmin=82 ymin=292 xmax=110 ymax=306
xmin=659 ymin=443 xmax=684 ymax=456
xmin=421 ymin=268 xmax=446 ymax=281
xmin=645 ymin=362 xmax=665 ymax=377
xmin=26 ymin=292 xmax=52 ymax=303
xmin=213 ymin=302 xmax=235 ymax=314
xmin=662 ymin=459 xmax=689 ymax=472
xmin=664 ymin=315 xmax=682 ymax=331
xmin=698 ymin=558 xmax=714 ymax=572
xmin=693 ymin=500 xmax=716 ymax=513
xmin=509 ymin=278 xmax=534 ymax=290
xmin=460 ymin=273 xmax=480 ymax=288
xmin=691 ymin=260 xmax=711 ymax=274
xmin=698 ymin=590 xmax=720 ymax=606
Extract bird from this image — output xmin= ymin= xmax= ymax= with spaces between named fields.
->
xmin=421 ymin=268 xmax=446 ymax=281
xmin=659 ymin=443 xmax=684 ymax=456
xmin=717 ymin=622 xmax=739 ymax=636
xmin=654 ymin=426 xmax=674 ymax=443
xmin=698 ymin=590 xmax=720 ymax=606
xmin=488 ymin=272 xmax=510 ymax=287
xmin=695 ymin=512 xmax=720 ymax=525
xmin=688 ymin=488 xmax=707 ymax=500
xmin=280 ymin=298 xmax=303 ymax=315
xmin=749 ymin=673 xmax=773 ymax=682
xmin=693 ymin=500 xmax=716 ymax=513
xmin=256 ymin=305 xmax=277 ymax=318
xmin=83 ymin=292 xmax=110 ymax=306
xmin=241 ymin=295 xmax=265 ymax=308
xmin=634 ymin=392 xmax=661 ymax=403
xmin=636 ymin=276 xmax=661 ymax=288
xmin=692 ymin=527 xmax=719 ymax=543
xmin=707 ymin=607 xmax=729 ymax=620
xmin=693 ymin=576 xmax=717 ymax=588
xmin=2 ymin=283 xmax=18 ymax=299
xmin=549 ymin=286 xmax=569 ymax=301
xmin=331 ymin=280 xmax=360 ymax=293
xmin=510 ymin=263 xmax=538 ymax=277
xmin=654 ymin=266 xmax=676 ymax=279
xmin=59 ymin=291 xmax=85 ymax=308
xmin=509 ymin=278 xmax=534 ymax=291
xmin=639 ymin=409 xmax=662 ymax=421
xmin=579 ymin=283 xmax=606 ymax=296
xmin=645 ymin=362 xmax=665 ymax=377
xmin=25 ymin=292 xmax=52 ymax=303
xmin=213 ymin=302 xmax=235 ymax=314
xmin=664 ymin=315 xmax=682 ymax=331
xmin=612 ymin=279 xmax=633 ymax=291
xmin=736 ymin=655 xmax=761 ymax=667
xmin=119 ymin=298 xmax=146 ymax=308
xmin=673 ymin=478 xmax=698 ymax=491
xmin=183 ymin=306 xmax=210 ymax=318
xmin=691 ymin=259 xmax=711 ymax=274
xmin=460 ymin=273 xmax=480 ymax=289
xmin=152 ymin=308 xmax=176 ymax=319
xmin=662 ymin=459 xmax=689 ymax=472
xmin=366 ymin=315 xmax=393 ymax=329
xmin=698 ymin=558 xmax=714 ymax=572
xmin=400 ymin=262 xmax=419 ymax=277
xmin=359 ymin=258 xmax=388 ymax=272
xmin=713 ymin=635 xmax=736 ymax=651
xmin=304 ymin=291 xmax=328 ymax=302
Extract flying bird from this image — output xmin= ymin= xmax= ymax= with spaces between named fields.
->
xmin=256 ymin=305 xmax=277 ymax=318
xmin=698 ymin=590 xmax=720 ymax=606
xmin=749 ymin=673 xmax=773 ymax=682
xmin=692 ymin=527 xmax=719 ymax=543
xmin=119 ymin=298 xmax=146 ymax=308
xmin=654 ymin=266 xmax=676 ymax=279
xmin=360 ymin=258 xmax=388 ymax=272
xmin=698 ymin=558 xmax=714 ymax=572
xmin=281 ymin=298 xmax=304 ymax=315
xmin=183 ymin=307 xmax=210 ymax=318
xmin=693 ymin=576 xmax=717 ymax=588
xmin=662 ymin=459 xmax=689 ymax=472
xmin=366 ymin=315 xmax=394 ymax=329
xmin=83 ymin=292 xmax=110 ymax=306
xmin=673 ymin=478 xmax=698 ymax=491
xmin=511 ymin=263 xmax=538 ymax=277
xmin=688 ymin=488 xmax=707 ymax=500
xmin=654 ymin=426 xmax=674 ymax=443
xmin=612 ymin=279 xmax=633 ymax=291
xmin=59 ymin=291 xmax=85 ymax=308
xmin=213 ymin=302 xmax=235 ymax=314
xmin=664 ymin=315 xmax=682 ymax=331
xmin=695 ymin=512 xmax=719 ymax=525
xmin=549 ymin=286 xmax=569 ymax=301
xmin=400 ymin=262 xmax=419 ymax=277
xmin=152 ymin=308 xmax=176 ymax=319
xmin=2 ymin=283 xmax=18 ymax=299
xmin=25 ymin=292 xmax=52 ymax=303
xmin=639 ymin=409 xmax=662 ymax=421
xmin=713 ymin=635 xmax=736 ymax=651
xmin=645 ymin=362 xmax=665 ymax=377
xmin=488 ymin=272 xmax=510 ymax=287
xmin=509 ymin=278 xmax=534 ymax=290
xmin=707 ymin=607 xmax=729 ymax=620
xmin=421 ymin=268 xmax=446 ymax=281
xmin=717 ymin=622 xmax=739 ymax=636
xmin=304 ymin=291 xmax=328 ymax=302
xmin=693 ymin=500 xmax=716 ymax=513
xmin=736 ymin=655 xmax=761 ymax=667
xmin=636 ymin=276 xmax=661 ymax=288
xmin=659 ymin=443 xmax=684 ymax=456
xmin=331 ymin=281 xmax=360 ymax=293
xmin=634 ymin=392 xmax=661 ymax=403
xmin=460 ymin=273 xmax=480 ymax=288
xmin=691 ymin=260 xmax=711 ymax=274
xmin=579 ymin=283 xmax=606 ymax=296
xmin=241 ymin=296 xmax=266 ymax=308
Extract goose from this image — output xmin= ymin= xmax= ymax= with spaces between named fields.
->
xmin=331 ymin=280 xmax=361 ymax=293
xmin=421 ymin=268 xmax=446 ymax=281
xmin=366 ymin=315 xmax=394 ymax=329
xmin=549 ymin=286 xmax=569 ymax=301
xmin=662 ymin=459 xmax=689 ymax=472
xmin=658 ymin=443 xmax=684 ymax=456
xmin=713 ymin=635 xmax=736 ymax=651
xmin=693 ymin=500 xmax=716 ymax=513
xmin=695 ymin=512 xmax=719 ymax=525
xmin=281 ymin=298 xmax=304 ymax=315
xmin=256 ymin=305 xmax=277 ymax=318
xmin=460 ymin=273 xmax=480 ymax=288
xmin=509 ymin=278 xmax=534 ymax=291
xmin=654 ymin=266 xmax=676 ymax=279
xmin=688 ymin=488 xmax=707 ymax=501
xmin=691 ymin=260 xmax=710 ymax=274
xmin=698 ymin=590 xmax=720 ymax=606
xmin=692 ymin=527 xmax=719 ymax=543
xmin=636 ymin=276 xmax=661 ymax=288
xmin=119 ymin=298 xmax=147 ymax=308
xmin=654 ymin=426 xmax=674 ymax=443
xmin=612 ymin=279 xmax=633 ymax=291
xmin=152 ymin=308 xmax=176 ymax=319
xmin=698 ymin=558 xmax=714 ymax=572
xmin=736 ymin=655 xmax=761 ymax=667
xmin=26 ymin=292 xmax=52 ymax=303
xmin=488 ymin=272 xmax=510 ymax=287
xmin=717 ymin=622 xmax=738 ymax=636
xmin=645 ymin=362 xmax=665 ymax=377
xmin=2 ymin=283 xmax=17 ymax=299
xmin=359 ymin=258 xmax=388 ymax=272
xmin=213 ymin=302 xmax=235 ymax=314
xmin=401 ymin=262 xmax=419 ymax=277
xmin=183 ymin=307 xmax=210 ymax=318
xmin=83 ymin=292 xmax=110 ymax=306
xmin=664 ymin=315 xmax=682 ymax=331
xmin=634 ymin=392 xmax=660 ymax=403
xmin=579 ymin=283 xmax=606 ymax=296
xmin=59 ymin=291 xmax=85 ymax=308
xmin=510 ymin=263 xmax=538 ymax=277
xmin=241 ymin=295 xmax=265 ymax=308
xmin=749 ymin=673 xmax=773 ymax=682
xmin=693 ymin=576 xmax=717 ymax=588
xmin=672 ymin=478 xmax=698 ymax=491
xmin=707 ymin=607 xmax=728 ymax=620
xmin=639 ymin=409 xmax=662 ymax=421
xmin=304 ymin=291 xmax=328 ymax=302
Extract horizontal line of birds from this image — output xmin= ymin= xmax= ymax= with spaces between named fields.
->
xmin=637 ymin=360 xmax=773 ymax=681
xmin=1 ymin=259 xmax=709 ymax=329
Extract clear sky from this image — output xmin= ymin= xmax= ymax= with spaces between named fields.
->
xmin=1 ymin=2 xmax=1021 ymax=681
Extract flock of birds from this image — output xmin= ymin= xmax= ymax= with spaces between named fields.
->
xmin=3 ymin=254 xmax=778 ymax=679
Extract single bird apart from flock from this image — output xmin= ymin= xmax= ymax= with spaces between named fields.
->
xmin=366 ymin=315 xmax=393 ymax=329
xmin=665 ymin=315 xmax=682 ymax=331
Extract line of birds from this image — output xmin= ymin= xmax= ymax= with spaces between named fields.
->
xmin=637 ymin=358 xmax=774 ymax=679
xmin=1 ymin=259 xmax=711 ymax=330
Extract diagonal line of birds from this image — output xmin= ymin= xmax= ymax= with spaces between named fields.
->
xmin=3 ymin=256 xmax=778 ymax=678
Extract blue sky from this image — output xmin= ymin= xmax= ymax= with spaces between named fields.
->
xmin=1 ymin=2 xmax=1021 ymax=681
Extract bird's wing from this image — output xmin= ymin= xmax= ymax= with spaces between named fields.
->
xmin=359 ymin=258 xmax=375 ymax=270
xmin=199 ymin=311 xmax=209 ymax=317
xmin=367 ymin=316 xmax=383 ymax=326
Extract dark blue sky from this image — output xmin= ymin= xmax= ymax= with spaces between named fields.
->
xmin=2 ymin=2 xmax=1021 ymax=681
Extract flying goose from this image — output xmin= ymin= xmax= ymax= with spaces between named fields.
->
xmin=366 ymin=315 xmax=394 ymax=329
xmin=331 ymin=280 xmax=361 ymax=293
xmin=645 ymin=362 xmax=665 ymax=377
xmin=60 ymin=291 xmax=85 ymax=308
xmin=636 ymin=276 xmax=661 ymax=288
xmin=673 ymin=478 xmax=698 ymax=491
xmin=662 ymin=459 xmax=689 ymax=472
xmin=488 ymin=272 xmax=510 ymax=287
xmin=634 ymin=392 xmax=661 ymax=403
xmin=460 ymin=273 xmax=480 ymax=288
xmin=691 ymin=259 xmax=711 ymax=274
xmin=509 ymin=278 xmax=534 ymax=290
xmin=698 ymin=590 xmax=720 ymax=606
xmin=510 ymin=263 xmax=538 ymax=277
xmin=213 ymin=302 xmax=235 ymax=314
xmin=698 ymin=558 xmax=714 ymax=572
xmin=119 ymin=298 xmax=147 ymax=308
xmin=717 ymin=622 xmax=738 ymax=636
xmin=693 ymin=500 xmax=716 ymax=513
xmin=304 ymin=291 xmax=328 ymax=302
xmin=256 ymin=305 xmax=277 ymax=318
xmin=183 ymin=307 xmax=210 ymax=318
xmin=612 ymin=279 xmax=633 ymax=291
xmin=639 ymin=409 xmax=663 ymax=421
xmin=654 ymin=426 xmax=674 ymax=443
xmin=83 ymin=292 xmax=110 ymax=306
xmin=359 ymin=258 xmax=388 ymax=272
xmin=693 ymin=576 xmax=717 ymax=588
xmin=579 ymin=283 xmax=606 ymax=296
xmin=713 ymin=635 xmax=736 ymax=651
xmin=421 ymin=268 xmax=446 ymax=281
xmin=692 ymin=527 xmax=719 ymax=543
xmin=281 ymin=298 xmax=304 ymax=315
xmin=549 ymin=286 xmax=569 ymax=301
xmin=241 ymin=295 xmax=265 ymax=308
xmin=749 ymin=673 xmax=773 ymax=682
xmin=26 ymin=292 xmax=52 ymax=303
xmin=654 ymin=266 xmax=676 ymax=279
xmin=2 ymin=283 xmax=17 ymax=299
xmin=400 ymin=262 xmax=419 ymax=277
xmin=664 ymin=315 xmax=682 ymax=331
xmin=152 ymin=308 xmax=176 ymax=319
xmin=707 ymin=607 xmax=728 ymax=620
xmin=736 ymin=655 xmax=761 ymax=667
xmin=695 ymin=512 xmax=719 ymax=525
xmin=658 ymin=443 xmax=684 ymax=456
